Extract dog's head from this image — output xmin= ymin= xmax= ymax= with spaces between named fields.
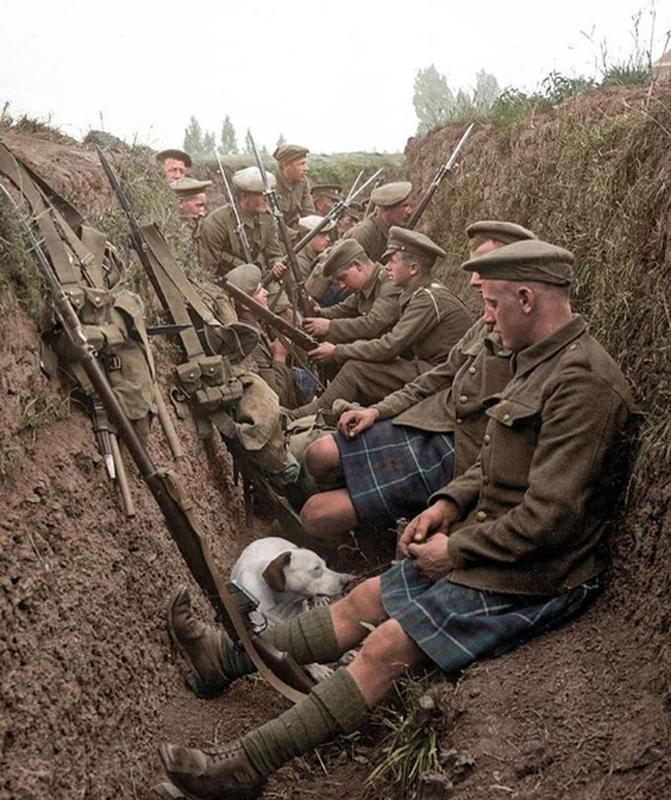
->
xmin=262 ymin=548 xmax=355 ymax=599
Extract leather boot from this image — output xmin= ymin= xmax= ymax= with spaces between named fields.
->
xmin=159 ymin=741 xmax=265 ymax=800
xmin=167 ymin=586 xmax=231 ymax=697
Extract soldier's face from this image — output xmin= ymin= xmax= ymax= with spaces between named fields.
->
xmin=163 ymin=158 xmax=186 ymax=182
xmin=312 ymin=232 xmax=331 ymax=255
xmin=335 ymin=262 xmax=367 ymax=292
xmin=385 ymin=251 xmax=415 ymax=287
xmin=340 ymin=214 xmax=357 ymax=233
xmin=481 ymin=279 xmax=533 ymax=351
xmin=283 ymin=158 xmax=308 ymax=182
xmin=241 ymin=192 xmax=267 ymax=214
xmin=314 ymin=196 xmax=334 ymax=215
xmin=385 ymin=200 xmax=413 ymax=226
xmin=468 ymin=240 xmax=503 ymax=300
xmin=180 ymin=193 xmax=207 ymax=219
xmin=253 ymin=286 xmax=269 ymax=307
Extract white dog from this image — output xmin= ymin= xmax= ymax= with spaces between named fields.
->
xmin=231 ymin=536 xmax=355 ymax=629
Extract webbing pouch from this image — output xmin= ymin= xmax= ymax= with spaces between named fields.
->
xmin=194 ymin=386 xmax=225 ymax=414
xmin=175 ymin=361 xmax=202 ymax=395
xmin=198 ymin=355 xmax=225 ymax=387
xmin=80 ymin=287 xmax=111 ymax=325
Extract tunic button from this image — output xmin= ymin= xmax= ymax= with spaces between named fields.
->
xmin=459 ymin=394 xmax=468 ymax=403
xmin=503 ymin=413 xmax=511 ymax=421
xmin=476 ymin=510 xmax=487 ymax=521
xmin=569 ymin=343 xmax=577 ymax=350
xmin=483 ymin=434 xmax=490 ymax=444
xmin=468 ymin=366 xmax=476 ymax=375
xmin=456 ymin=418 xmax=463 ymax=425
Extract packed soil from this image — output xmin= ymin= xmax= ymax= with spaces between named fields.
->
xmin=1 ymin=122 xmax=670 ymax=800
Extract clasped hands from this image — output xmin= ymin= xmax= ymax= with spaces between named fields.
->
xmin=397 ymin=499 xmax=460 ymax=582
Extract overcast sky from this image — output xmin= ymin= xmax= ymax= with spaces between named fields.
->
xmin=2 ymin=1 xmax=669 ymax=154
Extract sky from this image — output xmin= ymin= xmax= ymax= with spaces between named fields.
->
xmin=2 ymin=0 xmax=669 ymax=154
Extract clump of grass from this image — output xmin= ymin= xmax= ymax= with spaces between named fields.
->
xmin=365 ymin=672 xmax=466 ymax=798
xmin=0 ymin=432 xmax=21 ymax=480
xmin=0 ymin=195 xmax=45 ymax=318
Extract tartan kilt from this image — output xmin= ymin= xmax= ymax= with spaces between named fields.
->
xmin=334 ymin=421 xmax=455 ymax=524
xmin=381 ymin=558 xmax=602 ymax=673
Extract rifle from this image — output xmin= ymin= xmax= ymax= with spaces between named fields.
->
xmin=292 ymin=167 xmax=384 ymax=255
xmin=1 ymin=182 xmax=311 ymax=704
xmin=363 ymin=172 xmax=384 ymax=220
xmin=407 ymin=122 xmax=475 ymax=230
xmin=248 ymin=134 xmax=313 ymax=317
xmin=214 ymin=151 xmax=253 ymax=263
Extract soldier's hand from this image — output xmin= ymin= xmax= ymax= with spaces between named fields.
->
xmin=309 ymin=342 xmax=336 ymax=363
xmin=271 ymin=260 xmax=288 ymax=279
xmin=304 ymin=317 xmax=331 ymax=337
xmin=407 ymin=533 xmax=453 ymax=582
xmin=338 ymin=408 xmax=380 ymax=439
xmin=269 ymin=338 xmax=289 ymax=363
xmin=398 ymin=499 xmax=459 ymax=557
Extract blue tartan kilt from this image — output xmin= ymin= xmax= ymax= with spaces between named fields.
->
xmin=334 ymin=421 xmax=455 ymax=525
xmin=381 ymin=558 xmax=602 ymax=673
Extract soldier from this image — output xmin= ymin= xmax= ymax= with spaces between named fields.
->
xmin=170 ymin=176 xmax=212 ymax=221
xmin=310 ymin=183 xmax=343 ymax=216
xmin=159 ymin=239 xmax=632 ymax=800
xmin=295 ymin=215 xmax=336 ymax=283
xmin=197 ymin=165 xmax=287 ymax=286
xmin=156 ymin=148 xmax=192 ymax=183
xmin=288 ymin=227 xmax=472 ymax=419
xmin=300 ymin=221 xmax=536 ymax=538
xmin=338 ymin=199 xmax=363 ymax=235
xmin=225 ymin=264 xmax=309 ymax=409
xmin=343 ymin=180 xmax=413 ymax=261
xmin=303 ymin=238 xmax=401 ymax=345
xmin=272 ymin=144 xmax=314 ymax=231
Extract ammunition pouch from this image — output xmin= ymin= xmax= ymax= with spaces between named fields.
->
xmin=174 ymin=355 xmax=244 ymax=418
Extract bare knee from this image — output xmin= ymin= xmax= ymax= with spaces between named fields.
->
xmin=304 ymin=435 xmax=340 ymax=479
xmin=338 ymin=577 xmax=385 ymax=624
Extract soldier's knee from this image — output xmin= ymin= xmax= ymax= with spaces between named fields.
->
xmin=300 ymin=496 xmax=328 ymax=537
xmin=358 ymin=619 xmax=412 ymax=670
xmin=304 ymin=435 xmax=339 ymax=478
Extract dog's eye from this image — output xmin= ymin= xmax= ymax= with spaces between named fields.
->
xmin=312 ymin=566 xmax=323 ymax=576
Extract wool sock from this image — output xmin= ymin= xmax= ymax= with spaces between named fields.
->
xmin=241 ymin=667 xmax=368 ymax=776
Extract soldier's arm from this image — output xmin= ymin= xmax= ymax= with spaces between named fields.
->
xmin=325 ymin=282 xmax=401 ymax=343
xmin=318 ymin=292 xmax=360 ymax=320
xmin=332 ymin=290 xmax=440 ymax=364
xmin=197 ymin=213 xmax=240 ymax=274
xmin=439 ymin=369 xmax=630 ymax=569
xmin=301 ymin=181 xmax=315 ymax=215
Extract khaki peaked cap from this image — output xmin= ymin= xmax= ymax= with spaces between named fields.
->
xmin=273 ymin=144 xmax=309 ymax=163
xmin=462 ymin=239 xmax=574 ymax=286
xmin=227 ymin=263 xmax=263 ymax=296
xmin=466 ymin=220 xmax=537 ymax=246
xmin=370 ymin=181 xmax=412 ymax=208
xmin=382 ymin=226 xmax=446 ymax=265
xmin=343 ymin=200 xmax=363 ymax=220
xmin=311 ymin=183 xmax=343 ymax=201
xmin=299 ymin=214 xmax=336 ymax=233
xmin=156 ymin=148 xmax=192 ymax=166
xmin=170 ymin=177 xmax=212 ymax=197
xmin=322 ymin=239 xmax=368 ymax=277
xmin=233 ymin=166 xmax=276 ymax=193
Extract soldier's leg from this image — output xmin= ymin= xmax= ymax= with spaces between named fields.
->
xmin=168 ymin=577 xmax=386 ymax=695
xmin=303 ymin=432 xmax=341 ymax=481
xmin=300 ymin=488 xmax=357 ymax=538
xmin=161 ymin=587 xmax=423 ymax=798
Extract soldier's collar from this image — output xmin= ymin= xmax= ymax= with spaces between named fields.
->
xmin=514 ymin=314 xmax=587 ymax=375
xmin=361 ymin=263 xmax=382 ymax=298
xmin=239 ymin=206 xmax=256 ymax=225
xmin=399 ymin=273 xmax=433 ymax=305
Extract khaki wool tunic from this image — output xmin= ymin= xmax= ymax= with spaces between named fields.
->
xmin=372 ymin=319 xmax=514 ymax=477
xmin=319 ymin=263 xmax=401 ymax=344
xmin=332 ymin=275 xmax=472 ymax=366
xmin=433 ymin=315 xmax=632 ymax=597
xmin=197 ymin=204 xmax=283 ymax=280
xmin=342 ymin=211 xmax=389 ymax=262
xmin=275 ymin=172 xmax=314 ymax=231
xmin=295 ymin=243 xmax=320 ymax=283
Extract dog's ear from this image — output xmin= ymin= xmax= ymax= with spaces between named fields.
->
xmin=262 ymin=551 xmax=292 ymax=592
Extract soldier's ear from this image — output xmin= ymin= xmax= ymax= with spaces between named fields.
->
xmin=262 ymin=552 xmax=292 ymax=592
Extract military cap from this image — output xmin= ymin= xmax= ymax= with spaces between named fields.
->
xmin=273 ymin=144 xmax=309 ymax=164
xmin=382 ymin=226 xmax=446 ymax=266
xmin=298 ymin=214 xmax=336 ymax=234
xmin=156 ymin=148 xmax=192 ymax=167
xmin=311 ymin=183 xmax=343 ymax=201
xmin=462 ymin=239 xmax=574 ymax=286
xmin=466 ymin=220 xmax=537 ymax=246
xmin=322 ymin=239 xmax=368 ymax=278
xmin=232 ymin=166 xmax=275 ymax=193
xmin=370 ymin=181 xmax=412 ymax=208
xmin=227 ymin=263 xmax=263 ymax=296
xmin=342 ymin=200 xmax=363 ymax=221
xmin=169 ymin=177 xmax=212 ymax=197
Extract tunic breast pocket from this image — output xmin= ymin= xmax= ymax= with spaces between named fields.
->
xmin=486 ymin=398 xmax=542 ymax=491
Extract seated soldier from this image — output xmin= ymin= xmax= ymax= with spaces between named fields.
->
xmin=273 ymin=144 xmax=314 ymax=233
xmin=337 ymin=199 xmax=363 ymax=235
xmin=156 ymin=148 xmax=192 ymax=183
xmin=343 ymin=180 xmax=413 ymax=261
xmin=300 ymin=221 xmax=536 ymax=538
xmin=159 ymin=238 xmax=632 ymax=799
xmin=289 ymin=228 xmax=472 ymax=419
xmin=311 ymin=183 xmax=343 ymax=216
xmin=303 ymin=238 xmax=401 ymax=343
xmin=225 ymin=263 xmax=316 ymax=409
xmin=295 ymin=214 xmax=336 ymax=283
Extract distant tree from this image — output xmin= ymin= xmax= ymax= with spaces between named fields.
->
xmin=473 ymin=70 xmax=501 ymax=115
xmin=413 ymin=65 xmax=454 ymax=135
xmin=244 ymin=128 xmax=254 ymax=155
xmin=260 ymin=143 xmax=269 ymax=156
xmin=276 ymin=132 xmax=287 ymax=149
xmin=202 ymin=130 xmax=216 ymax=157
xmin=183 ymin=115 xmax=204 ymax=158
xmin=219 ymin=115 xmax=238 ymax=155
